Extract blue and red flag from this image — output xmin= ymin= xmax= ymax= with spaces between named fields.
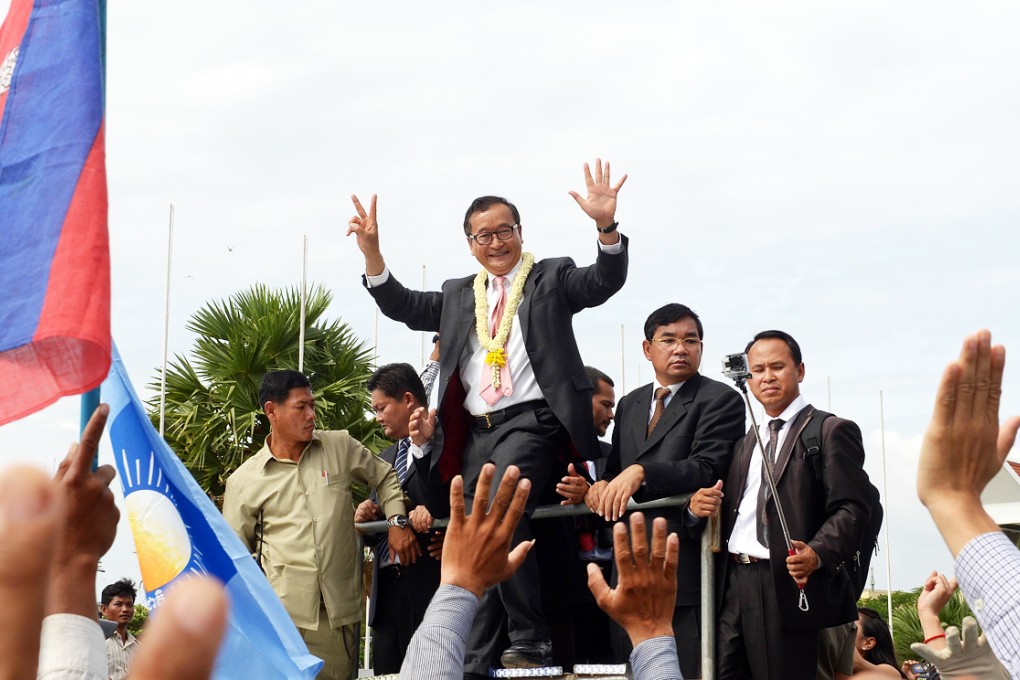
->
xmin=0 ymin=0 xmax=110 ymax=426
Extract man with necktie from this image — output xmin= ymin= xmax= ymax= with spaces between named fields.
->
xmin=585 ymin=303 xmax=745 ymax=677
xmin=687 ymin=330 xmax=874 ymax=680
xmin=348 ymin=159 xmax=629 ymax=673
xmin=356 ymin=363 xmax=447 ymax=675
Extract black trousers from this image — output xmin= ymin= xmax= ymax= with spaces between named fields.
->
xmin=462 ymin=406 xmax=567 ymax=675
xmin=717 ymin=561 xmax=818 ymax=680
xmin=371 ymin=557 xmax=441 ymax=675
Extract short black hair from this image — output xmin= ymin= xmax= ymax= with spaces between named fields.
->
xmin=585 ymin=366 xmax=614 ymax=391
xmin=259 ymin=370 xmax=312 ymax=410
xmin=101 ymin=578 xmax=137 ymax=607
xmin=463 ymin=196 xmax=521 ymax=236
xmin=367 ymin=363 xmax=427 ymax=407
xmin=745 ymin=330 xmax=803 ymax=365
xmin=643 ymin=303 xmax=704 ymax=341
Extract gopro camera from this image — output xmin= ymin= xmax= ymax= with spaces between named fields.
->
xmin=722 ymin=353 xmax=751 ymax=382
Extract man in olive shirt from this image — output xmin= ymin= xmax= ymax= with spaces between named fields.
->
xmin=224 ymin=370 xmax=415 ymax=680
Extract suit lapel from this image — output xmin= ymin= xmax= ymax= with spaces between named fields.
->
xmin=515 ymin=262 xmax=539 ymax=341
xmin=773 ymin=405 xmax=814 ymax=483
xmin=624 ymin=385 xmax=653 ymax=464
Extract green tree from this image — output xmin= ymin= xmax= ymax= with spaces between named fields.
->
xmin=129 ymin=603 xmax=148 ymax=637
xmin=149 ymin=283 xmax=385 ymax=498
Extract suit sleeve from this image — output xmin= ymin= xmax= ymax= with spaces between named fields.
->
xmin=603 ymin=397 xmax=626 ymax=482
xmin=363 ymin=270 xmax=444 ymax=332
xmin=349 ymin=436 xmax=411 ymax=520
xmin=808 ymin=418 xmax=873 ymax=574
xmin=638 ymin=387 xmax=745 ymax=499
xmin=556 ymin=235 xmax=629 ymax=314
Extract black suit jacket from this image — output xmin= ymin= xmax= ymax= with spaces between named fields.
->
xmin=605 ymin=373 xmax=745 ymax=606
xmin=365 ymin=240 xmax=628 ymax=482
xmin=366 ymin=442 xmax=444 ymax=626
xmin=720 ymin=405 xmax=873 ymax=631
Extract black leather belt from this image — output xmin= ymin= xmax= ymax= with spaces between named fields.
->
xmin=471 ymin=400 xmax=548 ymax=431
xmin=731 ymin=553 xmax=767 ymax=564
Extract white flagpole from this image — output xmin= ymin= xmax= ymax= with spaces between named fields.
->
xmin=159 ymin=204 xmax=174 ymax=438
xmin=421 ymin=265 xmax=427 ymax=366
xmin=374 ymin=307 xmax=379 ymax=364
xmin=298 ymin=235 xmax=308 ymax=372
xmin=880 ymin=390 xmax=894 ymax=635
xmin=620 ymin=324 xmax=625 ymax=393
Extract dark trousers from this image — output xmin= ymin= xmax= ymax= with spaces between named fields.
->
xmin=717 ymin=561 xmax=818 ymax=680
xmin=462 ymin=406 xmax=566 ymax=675
xmin=371 ymin=558 xmax=440 ymax=675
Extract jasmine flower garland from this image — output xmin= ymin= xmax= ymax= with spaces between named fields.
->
xmin=473 ymin=252 xmax=535 ymax=390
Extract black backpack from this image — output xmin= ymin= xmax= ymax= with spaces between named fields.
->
xmin=801 ymin=409 xmax=884 ymax=599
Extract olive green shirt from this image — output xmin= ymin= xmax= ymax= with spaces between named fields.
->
xmin=223 ymin=430 xmax=408 ymax=629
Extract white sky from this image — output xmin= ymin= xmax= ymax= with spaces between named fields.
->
xmin=1 ymin=1 xmax=1019 ymax=596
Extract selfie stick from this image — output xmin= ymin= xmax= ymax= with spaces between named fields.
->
xmin=726 ymin=363 xmax=810 ymax=612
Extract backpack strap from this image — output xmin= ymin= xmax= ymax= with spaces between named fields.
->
xmin=801 ymin=408 xmax=833 ymax=481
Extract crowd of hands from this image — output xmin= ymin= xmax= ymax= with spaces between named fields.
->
xmin=4 ymin=329 xmax=1017 ymax=678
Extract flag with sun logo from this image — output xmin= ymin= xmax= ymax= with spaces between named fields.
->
xmin=102 ymin=346 xmax=322 ymax=679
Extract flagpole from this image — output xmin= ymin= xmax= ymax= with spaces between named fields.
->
xmin=82 ymin=0 xmax=108 ymax=469
xmin=620 ymin=324 xmax=625 ymax=393
xmin=298 ymin=235 xmax=308 ymax=372
xmin=420 ymin=265 xmax=426 ymax=367
xmin=880 ymin=390 xmax=894 ymax=636
xmin=159 ymin=204 xmax=174 ymax=437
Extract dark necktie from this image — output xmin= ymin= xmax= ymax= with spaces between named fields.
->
xmin=756 ymin=418 xmax=785 ymax=547
xmin=646 ymin=387 xmax=672 ymax=438
xmin=378 ymin=438 xmax=411 ymax=566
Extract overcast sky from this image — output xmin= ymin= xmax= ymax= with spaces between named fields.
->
xmin=2 ymin=1 xmax=1019 ymax=597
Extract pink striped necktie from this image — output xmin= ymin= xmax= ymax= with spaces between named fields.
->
xmin=479 ymin=276 xmax=513 ymax=406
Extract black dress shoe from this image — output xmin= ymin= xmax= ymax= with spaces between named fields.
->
xmin=500 ymin=639 xmax=553 ymax=668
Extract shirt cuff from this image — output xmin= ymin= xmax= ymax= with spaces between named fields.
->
xmin=410 ymin=440 xmax=433 ymax=460
xmin=598 ymin=237 xmax=624 ymax=254
xmin=630 ymin=636 xmax=682 ymax=680
xmin=365 ymin=267 xmax=391 ymax=287
xmin=38 ymin=614 xmax=107 ymax=679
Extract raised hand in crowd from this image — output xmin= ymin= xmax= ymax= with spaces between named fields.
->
xmin=916 ymin=570 xmax=959 ymax=652
xmin=347 ymin=193 xmax=385 ymax=276
xmin=555 ymin=462 xmax=590 ymax=506
xmin=587 ymin=512 xmax=677 ymax=646
xmin=440 ymin=463 xmax=532 ymax=599
xmin=0 ymin=405 xmax=229 ymax=680
xmin=917 ymin=329 xmax=1020 ymax=555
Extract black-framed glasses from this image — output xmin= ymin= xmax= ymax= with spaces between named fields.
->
xmin=467 ymin=224 xmax=519 ymax=246
xmin=652 ymin=337 xmax=702 ymax=351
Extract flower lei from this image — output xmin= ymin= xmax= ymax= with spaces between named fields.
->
xmin=473 ymin=252 xmax=535 ymax=390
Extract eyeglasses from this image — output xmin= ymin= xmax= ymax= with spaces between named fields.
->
xmin=652 ymin=337 xmax=702 ymax=351
xmin=467 ymin=224 xmax=519 ymax=246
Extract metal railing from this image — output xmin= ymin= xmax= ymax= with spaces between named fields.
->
xmin=356 ymin=495 xmax=721 ymax=680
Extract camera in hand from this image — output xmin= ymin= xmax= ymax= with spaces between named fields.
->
xmin=911 ymin=661 xmax=940 ymax=680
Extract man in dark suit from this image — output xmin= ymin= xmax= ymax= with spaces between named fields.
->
xmin=584 ymin=303 xmax=745 ymax=678
xmin=688 ymin=330 xmax=874 ymax=680
xmin=347 ymin=160 xmax=628 ymax=673
xmin=355 ymin=363 xmax=447 ymax=675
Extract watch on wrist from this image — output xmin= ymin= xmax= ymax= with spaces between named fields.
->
xmin=597 ymin=221 xmax=618 ymax=234
xmin=387 ymin=514 xmax=408 ymax=529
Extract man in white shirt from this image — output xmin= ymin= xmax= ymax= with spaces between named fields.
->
xmin=688 ymin=330 xmax=873 ymax=680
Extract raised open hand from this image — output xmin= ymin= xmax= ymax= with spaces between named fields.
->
xmin=568 ymin=158 xmax=628 ymax=229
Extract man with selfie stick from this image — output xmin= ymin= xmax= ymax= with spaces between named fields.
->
xmin=688 ymin=330 xmax=874 ymax=680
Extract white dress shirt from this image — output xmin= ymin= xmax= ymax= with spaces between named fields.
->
xmin=727 ymin=394 xmax=808 ymax=559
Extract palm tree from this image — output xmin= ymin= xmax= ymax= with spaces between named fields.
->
xmin=149 ymin=283 xmax=385 ymax=499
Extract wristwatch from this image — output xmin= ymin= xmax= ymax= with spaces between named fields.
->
xmin=387 ymin=514 xmax=409 ymax=529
